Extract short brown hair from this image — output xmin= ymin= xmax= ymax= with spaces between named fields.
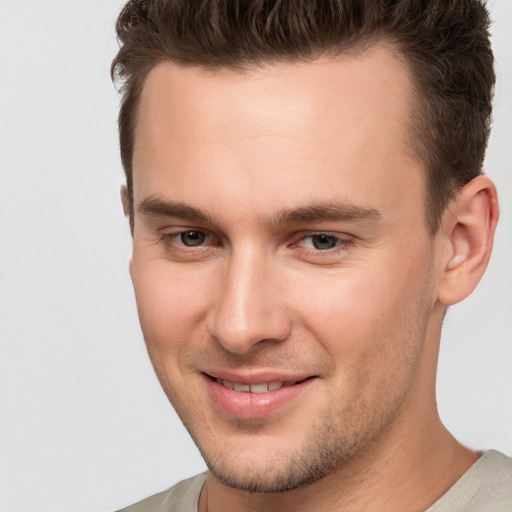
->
xmin=111 ymin=0 xmax=495 ymax=234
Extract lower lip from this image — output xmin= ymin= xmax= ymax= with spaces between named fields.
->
xmin=204 ymin=375 xmax=315 ymax=420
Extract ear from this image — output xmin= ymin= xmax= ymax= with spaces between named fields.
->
xmin=121 ymin=185 xmax=135 ymax=236
xmin=437 ymin=175 xmax=499 ymax=306
xmin=120 ymin=185 xmax=130 ymax=217
xmin=121 ymin=186 xmax=135 ymax=276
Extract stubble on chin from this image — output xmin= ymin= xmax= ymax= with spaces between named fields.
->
xmin=193 ymin=403 xmax=380 ymax=494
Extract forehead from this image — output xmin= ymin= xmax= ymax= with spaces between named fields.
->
xmin=135 ymin=44 xmax=414 ymax=150
xmin=132 ymin=44 xmax=425 ymax=227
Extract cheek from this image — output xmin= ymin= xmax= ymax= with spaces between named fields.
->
xmin=289 ymin=264 xmax=433 ymax=424
xmin=130 ymin=256 xmax=211 ymax=353
xmin=290 ymin=270 xmax=400 ymax=338
xmin=287 ymin=252 xmax=434 ymax=365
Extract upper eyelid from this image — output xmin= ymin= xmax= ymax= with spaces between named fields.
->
xmin=160 ymin=227 xmax=214 ymax=238
xmin=300 ymin=231 xmax=351 ymax=238
xmin=296 ymin=231 xmax=353 ymax=242
xmin=158 ymin=228 xmax=352 ymax=239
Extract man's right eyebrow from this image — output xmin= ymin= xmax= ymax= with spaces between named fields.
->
xmin=138 ymin=198 xmax=214 ymax=224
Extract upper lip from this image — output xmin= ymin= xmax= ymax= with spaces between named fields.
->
xmin=201 ymin=369 xmax=315 ymax=385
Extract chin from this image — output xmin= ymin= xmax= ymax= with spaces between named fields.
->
xmin=207 ymin=461 xmax=332 ymax=494
xmin=192 ymin=426 xmax=359 ymax=494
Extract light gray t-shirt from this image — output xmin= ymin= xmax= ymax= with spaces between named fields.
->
xmin=426 ymin=450 xmax=512 ymax=512
xmin=117 ymin=450 xmax=512 ymax=512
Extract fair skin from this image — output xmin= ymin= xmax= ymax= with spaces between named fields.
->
xmin=126 ymin=44 xmax=498 ymax=511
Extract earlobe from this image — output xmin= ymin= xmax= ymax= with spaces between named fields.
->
xmin=437 ymin=175 xmax=499 ymax=306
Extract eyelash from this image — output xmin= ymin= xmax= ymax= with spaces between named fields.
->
xmin=296 ymin=233 xmax=353 ymax=251
xmin=159 ymin=230 xmax=215 ymax=252
xmin=158 ymin=229 xmax=354 ymax=258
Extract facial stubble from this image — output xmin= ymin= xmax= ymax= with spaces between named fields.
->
xmin=140 ymin=254 xmax=436 ymax=495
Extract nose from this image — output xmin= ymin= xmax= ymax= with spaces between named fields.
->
xmin=206 ymin=247 xmax=292 ymax=354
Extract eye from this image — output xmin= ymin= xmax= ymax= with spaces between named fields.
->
xmin=301 ymin=234 xmax=343 ymax=250
xmin=159 ymin=228 xmax=217 ymax=260
xmin=179 ymin=230 xmax=206 ymax=246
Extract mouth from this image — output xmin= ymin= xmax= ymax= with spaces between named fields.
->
xmin=211 ymin=376 xmax=311 ymax=394
xmin=203 ymin=372 xmax=316 ymax=419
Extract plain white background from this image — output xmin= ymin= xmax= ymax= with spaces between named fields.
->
xmin=0 ymin=1 xmax=510 ymax=511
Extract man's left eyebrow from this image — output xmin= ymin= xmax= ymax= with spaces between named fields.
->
xmin=271 ymin=202 xmax=382 ymax=225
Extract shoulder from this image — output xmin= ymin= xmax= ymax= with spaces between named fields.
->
xmin=116 ymin=472 xmax=207 ymax=512
xmin=428 ymin=450 xmax=512 ymax=512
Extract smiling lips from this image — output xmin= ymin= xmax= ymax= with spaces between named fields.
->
xmin=205 ymin=373 xmax=315 ymax=419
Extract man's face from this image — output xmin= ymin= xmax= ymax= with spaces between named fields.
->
xmin=130 ymin=45 xmax=444 ymax=492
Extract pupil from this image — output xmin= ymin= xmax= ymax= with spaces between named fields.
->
xmin=181 ymin=231 xmax=205 ymax=246
xmin=312 ymin=234 xmax=337 ymax=250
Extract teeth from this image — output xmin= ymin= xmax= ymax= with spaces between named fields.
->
xmin=250 ymin=383 xmax=268 ymax=394
xmin=222 ymin=380 xmax=234 ymax=390
xmin=216 ymin=378 xmax=289 ymax=393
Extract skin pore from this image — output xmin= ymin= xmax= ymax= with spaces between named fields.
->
xmin=127 ymin=43 xmax=497 ymax=511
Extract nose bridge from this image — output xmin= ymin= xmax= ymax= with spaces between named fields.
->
xmin=207 ymin=243 xmax=290 ymax=353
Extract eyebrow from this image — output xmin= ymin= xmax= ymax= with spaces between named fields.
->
xmin=138 ymin=197 xmax=214 ymax=224
xmin=138 ymin=197 xmax=381 ymax=226
xmin=271 ymin=202 xmax=382 ymax=225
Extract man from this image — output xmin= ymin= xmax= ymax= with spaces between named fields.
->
xmin=112 ymin=1 xmax=512 ymax=511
